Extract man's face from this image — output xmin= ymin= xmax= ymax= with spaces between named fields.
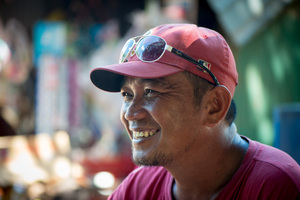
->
xmin=120 ymin=72 xmax=205 ymax=167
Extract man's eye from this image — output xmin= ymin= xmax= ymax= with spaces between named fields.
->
xmin=121 ymin=92 xmax=133 ymax=100
xmin=145 ymin=89 xmax=158 ymax=97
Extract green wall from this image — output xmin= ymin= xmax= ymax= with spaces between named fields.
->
xmin=233 ymin=4 xmax=300 ymax=145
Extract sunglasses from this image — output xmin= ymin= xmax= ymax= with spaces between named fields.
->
xmin=119 ymin=35 xmax=219 ymax=85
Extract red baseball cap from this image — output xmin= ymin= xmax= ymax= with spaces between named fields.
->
xmin=90 ymin=23 xmax=238 ymax=97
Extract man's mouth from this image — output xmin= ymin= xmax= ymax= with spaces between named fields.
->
xmin=132 ymin=130 xmax=159 ymax=139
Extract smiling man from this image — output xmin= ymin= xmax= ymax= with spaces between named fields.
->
xmin=90 ymin=24 xmax=300 ymax=200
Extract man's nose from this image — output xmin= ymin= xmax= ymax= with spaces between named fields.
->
xmin=123 ymin=99 xmax=147 ymax=121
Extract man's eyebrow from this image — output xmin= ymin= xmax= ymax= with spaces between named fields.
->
xmin=142 ymin=77 xmax=172 ymax=87
xmin=142 ymin=77 xmax=180 ymax=91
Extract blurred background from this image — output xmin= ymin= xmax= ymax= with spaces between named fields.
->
xmin=0 ymin=0 xmax=299 ymax=199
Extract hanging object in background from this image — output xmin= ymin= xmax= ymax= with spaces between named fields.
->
xmin=3 ymin=19 xmax=31 ymax=84
xmin=0 ymin=39 xmax=10 ymax=72
xmin=207 ymin=0 xmax=295 ymax=46
xmin=0 ymin=19 xmax=34 ymax=136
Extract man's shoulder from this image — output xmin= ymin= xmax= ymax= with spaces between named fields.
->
xmin=244 ymin=136 xmax=299 ymax=170
xmin=250 ymin=139 xmax=299 ymax=170
xmin=247 ymin=138 xmax=300 ymax=189
xmin=217 ymin=137 xmax=300 ymax=199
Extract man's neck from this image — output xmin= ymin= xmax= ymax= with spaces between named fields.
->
xmin=168 ymin=126 xmax=249 ymax=200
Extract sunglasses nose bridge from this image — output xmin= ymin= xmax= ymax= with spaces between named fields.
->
xmin=130 ymin=46 xmax=136 ymax=57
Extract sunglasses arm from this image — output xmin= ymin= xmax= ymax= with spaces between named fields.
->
xmin=166 ymin=45 xmax=219 ymax=85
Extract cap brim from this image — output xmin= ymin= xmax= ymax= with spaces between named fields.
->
xmin=90 ymin=60 xmax=184 ymax=92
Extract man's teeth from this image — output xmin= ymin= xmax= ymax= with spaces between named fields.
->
xmin=133 ymin=131 xmax=157 ymax=139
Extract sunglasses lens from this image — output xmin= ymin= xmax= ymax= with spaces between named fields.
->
xmin=119 ymin=39 xmax=135 ymax=63
xmin=136 ymin=36 xmax=166 ymax=62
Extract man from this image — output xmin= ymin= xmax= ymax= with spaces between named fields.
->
xmin=90 ymin=24 xmax=300 ymax=199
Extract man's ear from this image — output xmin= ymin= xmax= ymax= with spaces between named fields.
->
xmin=201 ymin=85 xmax=231 ymax=127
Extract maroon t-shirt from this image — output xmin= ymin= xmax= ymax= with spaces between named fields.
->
xmin=108 ymin=137 xmax=300 ymax=200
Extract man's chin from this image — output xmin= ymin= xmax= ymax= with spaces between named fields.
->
xmin=132 ymin=156 xmax=159 ymax=166
xmin=132 ymin=152 xmax=172 ymax=167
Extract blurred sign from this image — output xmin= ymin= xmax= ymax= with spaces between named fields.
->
xmin=33 ymin=21 xmax=67 ymax=65
xmin=33 ymin=22 xmax=69 ymax=134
